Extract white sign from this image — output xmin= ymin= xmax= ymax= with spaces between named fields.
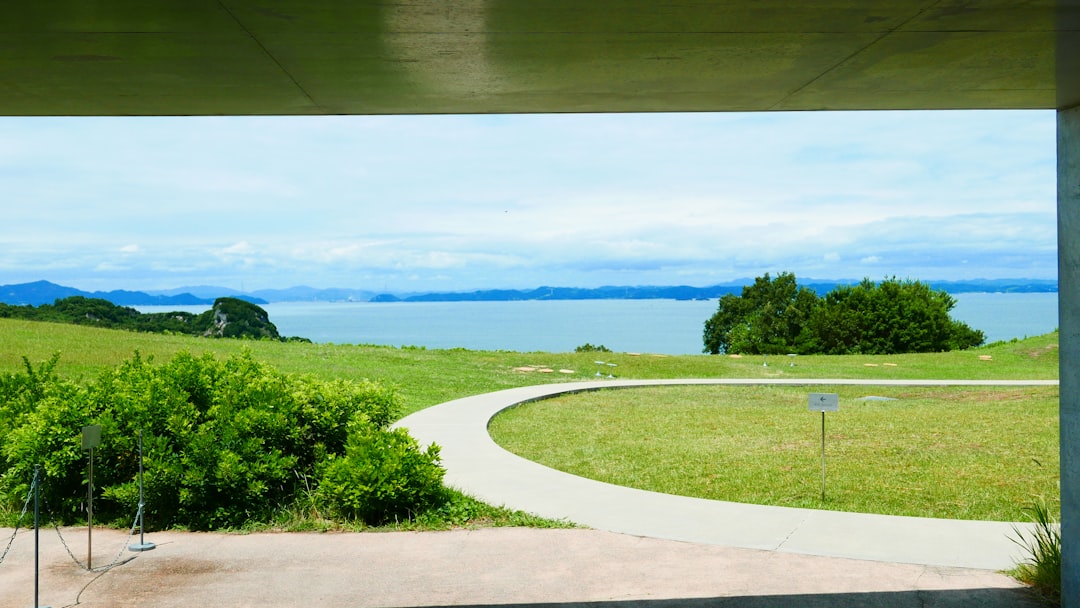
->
xmin=808 ymin=393 xmax=839 ymax=412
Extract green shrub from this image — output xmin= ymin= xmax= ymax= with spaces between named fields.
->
xmin=0 ymin=355 xmax=87 ymax=519
xmin=317 ymin=421 xmax=444 ymax=525
xmin=0 ymin=349 xmax=437 ymax=530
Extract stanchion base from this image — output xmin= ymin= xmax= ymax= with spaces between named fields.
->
xmin=129 ymin=542 xmax=156 ymax=552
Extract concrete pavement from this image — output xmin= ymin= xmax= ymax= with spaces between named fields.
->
xmin=394 ymin=379 xmax=1058 ymax=571
xmin=0 ymin=526 xmax=1040 ymax=607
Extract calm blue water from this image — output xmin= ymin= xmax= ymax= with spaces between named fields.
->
xmin=138 ymin=292 xmax=1059 ymax=355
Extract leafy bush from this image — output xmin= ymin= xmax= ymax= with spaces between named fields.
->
xmin=317 ymin=423 xmax=445 ymax=524
xmin=0 ymin=350 xmax=445 ymax=530
xmin=0 ymin=355 xmax=86 ymax=519
xmin=575 ymin=343 xmax=611 ymax=353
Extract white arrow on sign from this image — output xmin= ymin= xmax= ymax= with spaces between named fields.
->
xmin=808 ymin=393 xmax=839 ymax=412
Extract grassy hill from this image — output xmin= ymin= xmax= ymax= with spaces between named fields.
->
xmin=0 ymin=317 xmax=1059 ymax=417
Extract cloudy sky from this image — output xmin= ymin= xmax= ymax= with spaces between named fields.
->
xmin=0 ymin=110 xmax=1057 ymax=294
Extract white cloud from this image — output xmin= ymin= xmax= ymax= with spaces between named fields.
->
xmin=0 ymin=110 xmax=1057 ymax=292
xmin=219 ymin=242 xmax=255 ymax=256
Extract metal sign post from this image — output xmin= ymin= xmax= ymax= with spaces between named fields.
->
xmin=81 ymin=425 xmax=102 ymax=570
xmin=34 ymin=465 xmax=41 ymax=608
xmin=808 ymin=393 xmax=839 ymax=502
xmin=129 ymin=429 xmax=156 ymax=552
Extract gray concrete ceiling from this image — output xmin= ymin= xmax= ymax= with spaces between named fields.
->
xmin=2 ymin=1 xmax=1079 ymax=116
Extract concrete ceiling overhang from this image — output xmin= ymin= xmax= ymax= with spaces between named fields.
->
xmin=1 ymin=1 xmax=1079 ymax=116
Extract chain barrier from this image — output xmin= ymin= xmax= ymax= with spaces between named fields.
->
xmin=50 ymin=511 xmax=140 ymax=572
xmin=94 ymin=503 xmax=142 ymax=572
xmin=43 ymin=483 xmax=142 ymax=573
xmin=0 ymin=470 xmax=38 ymax=568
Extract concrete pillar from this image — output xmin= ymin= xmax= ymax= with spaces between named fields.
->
xmin=1060 ymin=105 xmax=1080 ymax=607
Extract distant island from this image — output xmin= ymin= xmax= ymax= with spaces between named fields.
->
xmin=0 ymin=295 xmax=304 ymax=342
xmin=0 ymin=278 xmax=1059 ymax=308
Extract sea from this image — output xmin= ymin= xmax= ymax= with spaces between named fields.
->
xmin=136 ymin=292 xmax=1059 ymax=355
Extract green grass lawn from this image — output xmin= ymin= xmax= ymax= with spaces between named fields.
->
xmin=488 ymin=383 xmax=1059 ymax=521
xmin=0 ymin=318 xmax=1059 ymax=416
xmin=0 ymin=318 xmax=1061 ymax=523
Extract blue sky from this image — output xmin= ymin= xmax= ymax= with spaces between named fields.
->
xmin=0 ymin=110 xmax=1057 ymax=293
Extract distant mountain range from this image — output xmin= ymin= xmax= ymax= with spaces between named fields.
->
xmin=0 ymin=278 xmax=1059 ymax=308
xmin=371 ymin=279 xmax=1058 ymax=302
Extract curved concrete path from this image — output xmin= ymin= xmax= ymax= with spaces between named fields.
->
xmin=395 ymin=378 xmax=1059 ymax=571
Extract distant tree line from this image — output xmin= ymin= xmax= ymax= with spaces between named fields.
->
xmin=0 ymin=296 xmax=308 ymax=342
xmin=703 ymin=273 xmax=985 ymax=355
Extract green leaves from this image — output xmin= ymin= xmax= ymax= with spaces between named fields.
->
xmin=703 ymin=272 xmax=818 ymax=355
xmin=317 ymin=425 xmax=444 ymax=525
xmin=1010 ymin=497 xmax=1061 ymax=603
xmin=0 ymin=349 xmax=442 ymax=530
xmin=704 ymin=274 xmax=986 ymax=355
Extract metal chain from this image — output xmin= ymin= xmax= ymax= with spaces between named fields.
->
xmin=40 ymin=490 xmax=86 ymax=569
xmin=0 ymin=471 xmax=38 ymax=567
xmin=44 ymin=487 xmax=141 ymax=572
xmin=51 ymin=514 xmax=139 ymax=572
xmin=92 ymin=503 xmax=142 ymax=573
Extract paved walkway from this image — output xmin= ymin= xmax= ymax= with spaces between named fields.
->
xmin=0 ymin=526 xmax=1040 ymax=607
xmin=394 ymin=378 xmax=1059 ymax=571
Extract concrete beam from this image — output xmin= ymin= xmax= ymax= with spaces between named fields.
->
xmin=0 ymin=1 xmax=1064 ymax=116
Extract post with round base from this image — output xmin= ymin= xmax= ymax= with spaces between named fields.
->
xmin=34 ymin=465 xmax=52 ymax=608
xmin=128 ymin=429 xmax=156 ymax=553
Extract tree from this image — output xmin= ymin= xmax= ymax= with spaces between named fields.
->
xmin=805 ymin=277 xmax=984 ymax=354
xmin=703 ymin=272 xmax=818 ymax=355
xmin=704 ymin=274 xmax=985 ymax=355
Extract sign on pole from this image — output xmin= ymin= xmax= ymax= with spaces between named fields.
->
xmin=82 ymin=424 xmax=101 ymax=569
xmin=81 ymin=424 xmax=101 ymax=450
xmin=808 ymin=394 xmax=838 ymax=501
xmin=808 ymin=393 xmax=839 ymax=412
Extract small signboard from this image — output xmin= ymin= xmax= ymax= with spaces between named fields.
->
xmin=81 ymin=424 xmax=102 ymax=450
xmin=808 ymin=393 xmax=839 ymax=412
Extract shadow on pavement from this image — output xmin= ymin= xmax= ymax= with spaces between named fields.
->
xmin=419 ymin=587 xmax=1043 ymax=608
